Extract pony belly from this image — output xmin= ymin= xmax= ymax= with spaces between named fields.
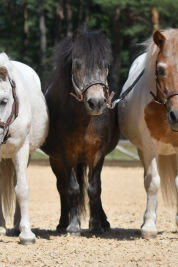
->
xmin=118 ymin=101 xmax=143 ymax=149
xmin=29 ymin=99 xmax=49 ymax=153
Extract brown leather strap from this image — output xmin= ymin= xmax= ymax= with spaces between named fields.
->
xmin=155 ymin=76 xmax=178 ymax=104
xmin=0 ymin=75 xmax=19 ymax=144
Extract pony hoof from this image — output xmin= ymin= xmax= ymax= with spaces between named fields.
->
xmin=0 ymin=227 xmax=6 ymax=236
xmin=103 ymin=226 xmax=111 ymax=232
xmin=19 ymin=232 xmax=36 ymax=246
xmin=69 ymin=231 xmax=81 ymax=237
xmin=141 ymin=230 xmax=157 ymax=239
xmin=89 ymin=226 xmax=104 ymax=235
xmin=101 ymin=221 xmax=110 ymax=231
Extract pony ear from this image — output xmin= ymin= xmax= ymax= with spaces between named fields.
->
xmin=101 ymin=30 xmax=107 ymax=38
xmin=0 ymin=66 xmax=8 ymax=81
xmin=73 ymin=29 xmax=79 ymax=43
xmin=153 ymin=30 xmax=166 ymax=50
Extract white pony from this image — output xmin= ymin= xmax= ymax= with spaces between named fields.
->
xmin=118 ymin=29 xmax=178 ymax=239
xmin=0 ymin=53 xmax=49 ymax=245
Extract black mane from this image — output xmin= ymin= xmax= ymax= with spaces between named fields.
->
xmin=46 ymin=29 xmax=112 ymax=111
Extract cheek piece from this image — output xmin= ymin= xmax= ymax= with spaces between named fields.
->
xmin=0 ymin=75 xmax=19 ymax=145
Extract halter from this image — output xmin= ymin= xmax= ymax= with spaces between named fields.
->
xmin=70 ymin=72 xmax=115 ymax=107
xmin=0 ymin=75 xmax=19 ymax=145
xmin=150 ymin=56 xmax=178 ymax=106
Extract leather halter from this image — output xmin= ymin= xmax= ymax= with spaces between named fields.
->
xmin=70 ymin=73 xmax=115 ymax=107
xmin=0 ymin=75 xmax=19 ymax=145
xmin=150 ymin=57 xmax=178 ymax=105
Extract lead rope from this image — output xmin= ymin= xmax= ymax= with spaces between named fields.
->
xmin=107 ymin=69 xmax=145 ymax=109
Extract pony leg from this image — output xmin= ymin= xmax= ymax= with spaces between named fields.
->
xmin=175 ymin=173 xmax=178 ymax=230
xmin=14 ymin=154 xmax=30 ymax=234
xmin=99 ymin=199 xmax=110 ymax=230
xmin=88 ymin=157 xmax=104 ymax=235
xmin=12 ymin=138 xmax=36 ymax=245
xmin=141 ymin=156 xmax=160 ymax=239
xmin=14 ymin=199 xmax=21 ymax=234
xmin=49 ymin=157 xmax=69 ymax=231
xmin=0 ymin=174 xmax=6 ymax=235
xmin=66 ymin=167 xmax=81 ymax=236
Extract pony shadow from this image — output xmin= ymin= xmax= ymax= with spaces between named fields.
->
xmin=82 ymin=228 xmax=141 ymax=241
xmin=6 ymin=227 xmax=165 ymax=241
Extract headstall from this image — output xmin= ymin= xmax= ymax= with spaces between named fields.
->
xmin=70 ymin=73 xmax=115 ymax=108
xmin=0 ymin=75 xmax=19 ymax=145
xmin=150 ymin=55 xmax=178 ymax=106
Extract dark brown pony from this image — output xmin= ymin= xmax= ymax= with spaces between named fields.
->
xmin=41 ymin=28 xmax=120 ymax=235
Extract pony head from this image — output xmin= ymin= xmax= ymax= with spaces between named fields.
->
xmin=153 ymin=30 xmax=178 ymax=132
xmin=71 ymin=29 xmax=112 ymax=116
xmin=0 ymin=65 xmax=14 ymax=146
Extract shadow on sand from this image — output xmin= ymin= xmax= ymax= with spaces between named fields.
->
xmin=5 ymin=227 xmax=164 ymax=241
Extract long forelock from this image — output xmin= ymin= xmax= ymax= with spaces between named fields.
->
xmin=72 ymin=31 xmax=112 ymax=70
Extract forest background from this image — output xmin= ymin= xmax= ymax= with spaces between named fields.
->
xmin=0 ymin=0 xmax=178 ymax=95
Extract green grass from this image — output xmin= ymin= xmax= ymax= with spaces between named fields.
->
xmin=105 ymin=145 xmax=138 ymax=160
xmin=31 ymin=145 xmax=138 ymax=161
xmin=31 ymin=151 xmax=48 ymax=160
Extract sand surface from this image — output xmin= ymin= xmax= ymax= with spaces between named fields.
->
xmin=0 ymin=164 xmax=177 ymax=267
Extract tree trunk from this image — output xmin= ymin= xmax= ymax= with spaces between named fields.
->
xmin=78 ymin=0 xmax=83 ymax=27
xmin=55 ymin=0 xmax=64 ymax=45
xmin=38 ymin=0 xmax=47 ymax=88
xmin=152 ymin=6 xmax=159 ymax=31
xmin=65 ymin=0 xmax=72 ymax=37
xmin=85 ymin=0 xmax=90 ymax=24
xmin=8 ymin=0 xmax=16 ymax=26
xmin=109 ymin=7 xmax=123 ymax=96
xmin=129 ymin=20 xmax=138 ymax=66
xmin=24 ymin=4 xmax=28 ymax=45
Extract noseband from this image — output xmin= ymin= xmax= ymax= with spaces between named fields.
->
xmin=0 ymin=75 xmax=19 ymax=145
xmin=150 ymin=58 xmax=178 ymax=106
xmin=70 ymin=73 xmax=115 ymax=107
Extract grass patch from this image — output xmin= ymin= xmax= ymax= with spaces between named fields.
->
xmin=31 ymin=145 xmax=138 ymax=161
xmin=31 ymin=151 xmax=48 ymax=160
xmin=105 ymin=145 xmax=138 ymax=160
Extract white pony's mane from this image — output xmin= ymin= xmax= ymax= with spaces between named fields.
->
xmin=0 ymin=53 xmax=12 ymax=73
xmin=142 ymin=28 xmax=178 ymax=77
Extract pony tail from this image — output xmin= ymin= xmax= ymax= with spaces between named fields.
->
xmin=77 ymin=162 xmax=87 ymax=214
xmin=158 ymin=154 xmax=177 ymax=206
xmin=0 ymin=159 xmax=16 ymax=218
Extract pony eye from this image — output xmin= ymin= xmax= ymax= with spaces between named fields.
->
xmin=75 ymin=62 xmax=81 ymax=70
xmin=157 ymin=67 xmax=165 ymax=76
xmin=104 ymin=64 xmax=108 ymax=69
xmin=0 ymin=99 xmax=7 ymax=106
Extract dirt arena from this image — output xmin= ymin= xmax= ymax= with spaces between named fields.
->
xmin=0 ymin=163 xmax=178 ymax=267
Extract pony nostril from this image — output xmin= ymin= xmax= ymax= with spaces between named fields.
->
xmin=87 ymin=99 xmax=95 ymax=110
xmin=170 ymin=111 xmax=178 ymax=124
xmin=99 ymin=98 xmax=107 ymax=108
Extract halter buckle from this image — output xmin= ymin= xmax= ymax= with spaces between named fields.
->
xmin=162 ymin=98 xmax=167 ymax=105
xmin=107 ymin=98 xmax=122 ymax=109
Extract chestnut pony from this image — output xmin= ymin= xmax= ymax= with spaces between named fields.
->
xmin=118 ymin=29 xmax=178 ymax=239
xmin=41 ymin=29 xmax=120 ymax=235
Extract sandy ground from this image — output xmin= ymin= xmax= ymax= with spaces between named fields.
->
xmin=0 ymin=163 xmax=178 ymax=267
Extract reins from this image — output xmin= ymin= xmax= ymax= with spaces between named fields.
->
xmin=0 ymin=75 xmax=19 ymax=145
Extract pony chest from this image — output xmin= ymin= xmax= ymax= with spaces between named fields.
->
xmin=144 ymin=101 xmax=178 ymax=147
